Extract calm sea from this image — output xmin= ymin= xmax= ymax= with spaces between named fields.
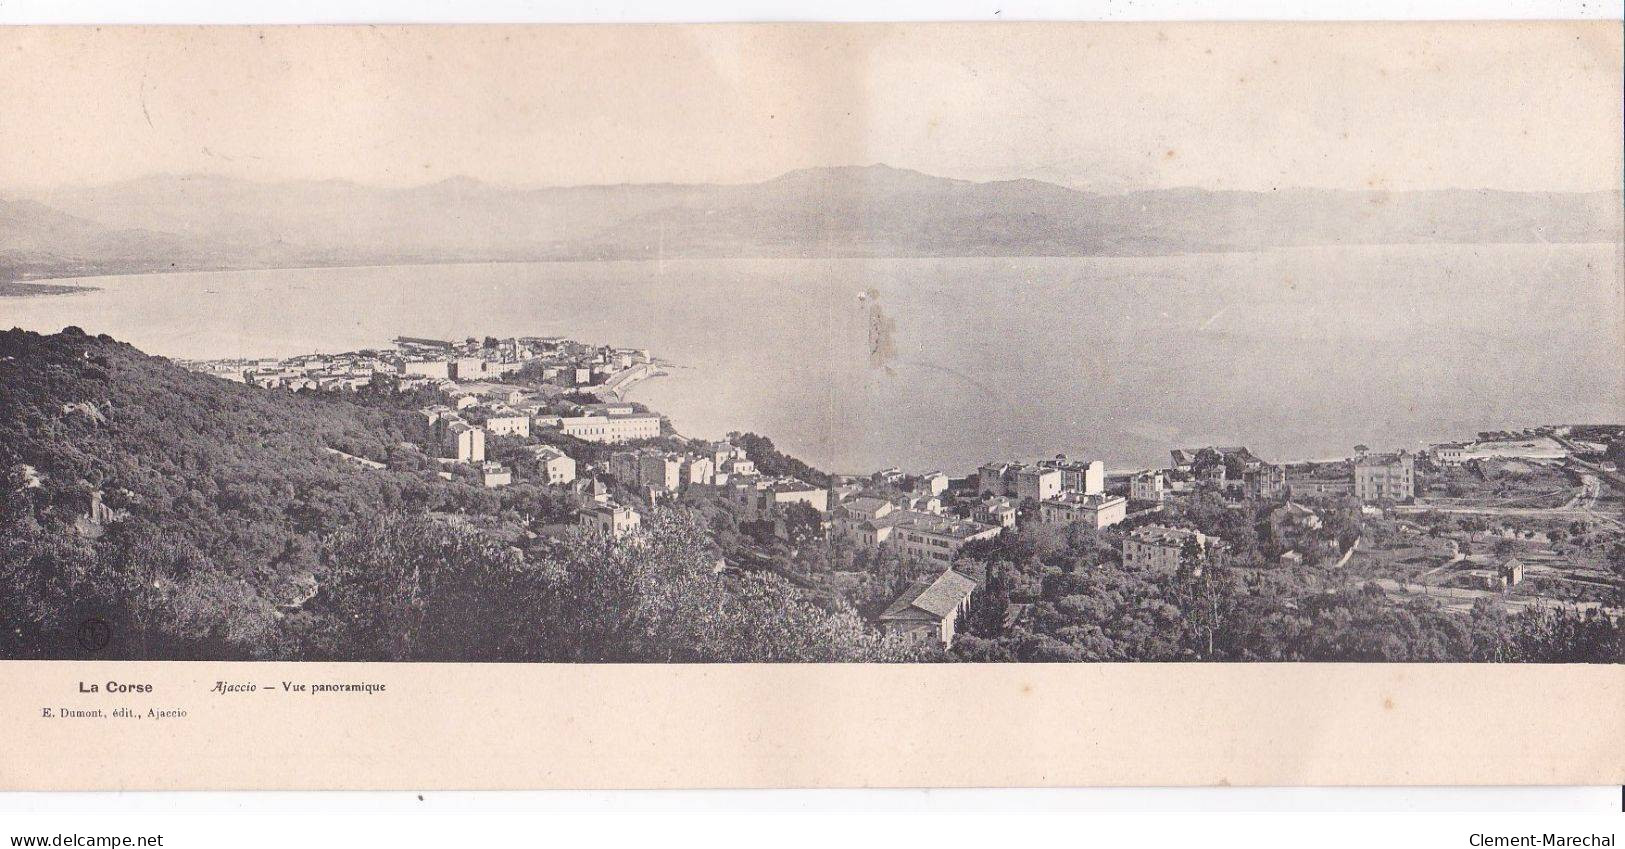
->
xmin=6 ymin=244 xmax=1622 ymax=473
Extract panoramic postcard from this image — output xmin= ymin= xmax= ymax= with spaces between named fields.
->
xmin=2 ymin=22 xmax=1621 ymax=669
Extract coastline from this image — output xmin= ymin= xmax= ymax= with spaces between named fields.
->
xmin=594 ymin=360 xmax=674 ymax=401
xmin=10 ymin=237 xmax=1620 ymax=292
xmin=0 ymin=280 xmax=99 ymax=298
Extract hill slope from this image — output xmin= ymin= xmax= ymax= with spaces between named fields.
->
xmin=0 ymin=328 xmax=920 ymax=662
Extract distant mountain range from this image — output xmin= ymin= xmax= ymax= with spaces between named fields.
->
xmin=3 ymin=165 xmax=1620 ymax=280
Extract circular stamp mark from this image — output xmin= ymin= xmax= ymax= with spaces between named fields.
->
xmin=77 ymin=618 xmax=111 ymax=652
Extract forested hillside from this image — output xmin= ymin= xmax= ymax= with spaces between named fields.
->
xmin=3 ymin=328 xmax=1617 ymax=663
xmin=0 ymin=328 xmax=923 ymax=661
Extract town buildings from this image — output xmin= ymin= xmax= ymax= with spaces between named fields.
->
xmin=894 ymin=494 xmax=943 ymax=515
xmin=680 ymin=455 xmax=715 ymax=486
xmin=639 ymin=452 xmax=684 ymax=492
xmin=443 ymin=419 xmax=486 ymax=463
xmin=978 ymin=462 xmax=1062 ymax=503
xmin=1123 ymin=524 xmax=1229 ymax=574
xmin=972 ymin=496 xmax=1019 ymax=529
xmin=1238 ymin=463 xmax=1288 ymax=500
xmin=606 ymin=446 xmax=736 ymax=494
xmin=1130 ymin=471 xmax=1166 ymax=503
xmin=421 ymin=404 xmax=455 ymax=426
xmin=530 ymin=445 xmax=577 ymax=485
xmin=916 ymin=471 xmax=951 ymax=497
xmin=483 ymin=411 xmax=531 ymax=438
xmin=832 ymin=496 xmax=895 ymax=539
xmin=580 ymin=503 xmax=641 ymax=539
xmin=1038 ymin=456 xmax=1105 ymax=496
xmin=717 ymin=456 xmax=757 ymax=479
xmin=1432 ymin=443 xmax=1469 ymax=466
xmin=401 ymin=360 xmax=451 ymax=380
xmin=1277 ymin=501 xmax=1322 ymax=530
xmin=1353 ymin=450 xmax=1416 ymax=503
xmin=480 ymin=461 xmax=512 ymax=488
xmin=878 ymin=513 xmax=1001 ymax=565
xmin=1038 ymin=492 xmax=1128 ymax=529
xmin=736 ymin=477 xmax=829 ymax=516
xmin=558 ymin=411 xmax=662 ymax=443
xmin=1287 ymin=475 xmax=1354 ymax=499
xmin=452 ymin=357 xmax=487 ymax=380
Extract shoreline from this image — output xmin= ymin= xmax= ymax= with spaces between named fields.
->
xmin=14 ymin=238 xmax=1622 ymax=291
xmin=0 ymin=280 xmax=99 ymax=298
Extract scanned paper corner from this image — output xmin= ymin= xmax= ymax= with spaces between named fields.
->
xmin=0 ymin=21 xmax=1620 ymax=790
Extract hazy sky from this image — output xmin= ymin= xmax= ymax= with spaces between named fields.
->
xmin=0 ymin=23 xmax=1619 ymax=192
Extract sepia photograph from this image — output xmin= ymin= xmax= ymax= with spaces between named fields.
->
xmin=1 ymin=21 xmax=1621 ymax=671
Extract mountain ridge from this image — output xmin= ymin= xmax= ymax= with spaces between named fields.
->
xmin=4 ymin=166 xmax=1620 ymax=281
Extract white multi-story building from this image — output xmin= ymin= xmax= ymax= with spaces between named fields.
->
xmin=979 ymin=462 xmax=1061 ymax=503
xmin=530 ymin=445 xmax=577 ymax=485
xmin=736 ymin=477 xmax=829 ymax=516
xmin=1353 ymin=450 xmax=1416 ymax=503
xmin=452 ymin=357 xmax=487 ymax=380
xmin=916 ymin=471 xmax=951 ymax=497
xmin=580 ymin=503 xmax=641 ymax=539
xmin=484 ymin=411 xmax=531 ymax=438
xmin=559 ymin=412 xmax=662 ymax=443
xmin=1130 ymin=471 xmax=1166 ymax=503
xmin=638 ymin=452 xmax=683 ymax=492
xmin=443 ymin=420 xmax=486 ymax=463
xmin=1038 ymin=492 xmax=1127 ymax=529
xmin=972 ymin=496 xmax=1019 ymax=529
xmin=832 ymin=496 xmax=895 ymax=540
xmin=401 ymin=360 xmax=451 ymax=380
xmin=884 ymin=513 xmax=1002 ymax=565
xmin=1040 ymin=457 xmax=1105 ymax=495
xmin=1122 ymin=524 xmax=1228 ymax=574
xmin=719 ymin=456 xmax=757 ymax=478
xmin=680 ymin=455 xmax=715 ymax=486
xmin=1014 ymin=466 xmax=1062 ymax=503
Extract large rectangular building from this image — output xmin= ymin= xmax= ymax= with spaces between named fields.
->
xmin=1038 ymin=492 xmax=1128 ymax=529
xmin=747 ymin=478 xmax=829 ymax=515
xmin=1122 ymin=524 xmax=1227 ymax=574
xmin=400 ymin=360 xmax=451 ymax=380
xmin=559 ymin=412 xmax=662 ymax=443
xmin=883 ymin=513 xmax=1001 ymax=565
xmin=1353 ymin=451 xmax=1416 ymax=503
xmin=979 ymin=462 xmax=1061 ymax=503
xmin=484 ymin=412 xmax=531 ymax=438
xmin=1039 ymin=457 xmax=1105 ymax=495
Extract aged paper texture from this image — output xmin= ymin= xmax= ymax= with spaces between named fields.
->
xmin=0 ymin=22 xmax=1621 ymax=788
